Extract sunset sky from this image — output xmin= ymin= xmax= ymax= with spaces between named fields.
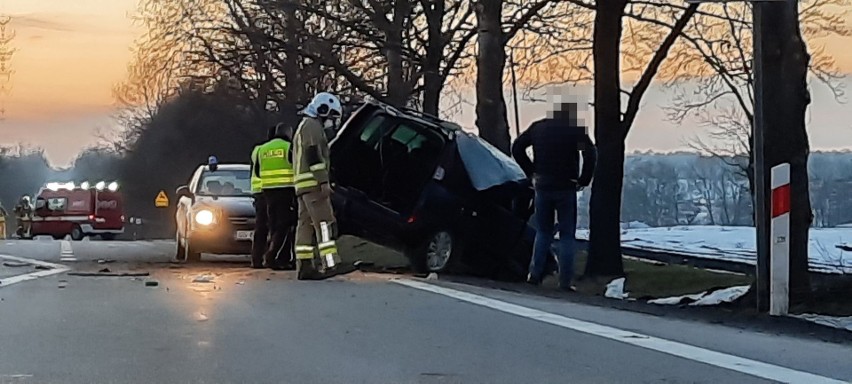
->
xmin=1 ymin=0 xmax=852 ymax=166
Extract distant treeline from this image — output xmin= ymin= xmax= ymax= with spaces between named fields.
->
xmin=576 ymin=151 xmax=852 ymax=229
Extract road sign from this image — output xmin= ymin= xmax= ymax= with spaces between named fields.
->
xmin=155 ymin=190 xmax=169 ymax=208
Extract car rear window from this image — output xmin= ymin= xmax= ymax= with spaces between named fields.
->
xmin=197 ymin=169 xmax=252 ymax=196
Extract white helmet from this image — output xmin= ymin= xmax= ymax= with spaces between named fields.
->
xmin=309 ymin=92 xmax=343 ymax=119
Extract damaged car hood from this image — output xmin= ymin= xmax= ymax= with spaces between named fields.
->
xmin=455 ymin=133 xmax=526 ymax=191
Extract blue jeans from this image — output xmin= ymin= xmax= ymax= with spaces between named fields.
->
xmin=529 ymin=189 xmax=577 ymax=287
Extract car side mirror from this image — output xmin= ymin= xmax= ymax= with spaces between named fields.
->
xmin=176 ymin=185 xmax=193 ymax=199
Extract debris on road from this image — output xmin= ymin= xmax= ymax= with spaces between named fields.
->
xmin=604 ymin=278 xmax=629 ymax=300
xmin=192 ymin=274 xmax=215 ymax=283
xmin=68 ymin=271 xmax=151 ymax=277
xmin=145 ymin=280 xmax=159 ymax=287
xmin=236 ymin=280 xmax=245 ymax=285
xmin=99 ymin=268 xmax=111 ymax=273
xmin=97 ymin=259 xmax=116 ymax=264
xmin=57 ymin=280 xmax=68 ymax=289
xmin=2 ymin=261 xmax=29 ymax=268
xmin=426 ymin=273 xmax=438 ymax=280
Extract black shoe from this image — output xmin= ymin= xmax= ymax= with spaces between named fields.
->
xmin=526 ymin=274 xmax=542 ymax=286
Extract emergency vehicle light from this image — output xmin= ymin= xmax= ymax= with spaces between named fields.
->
xmin=80 ymin=182 xmax=90 ymax=190
xmin=108 ymin=182 xmax=119 ymax=192
xmin=96 ymin=181 xmax=106 ymax=191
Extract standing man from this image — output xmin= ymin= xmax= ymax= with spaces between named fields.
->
xmin=293 ymin=92 xmax=343 ymax=280
xmin=249 ymin=125 xmax=277 ymax=269
xmin=512 ymin=101 xmax=597 ymax=291
xmin=258 ymin=123 xmax=297 ymax=270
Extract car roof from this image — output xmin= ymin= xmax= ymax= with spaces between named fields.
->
xmin=361 ymin=99 xmax=463 ymax=136
xmin=199 ymin=164 xmax=250 ymax=171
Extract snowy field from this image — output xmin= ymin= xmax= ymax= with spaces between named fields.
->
xmin=576 ymin=226 xmax=852 ymax=274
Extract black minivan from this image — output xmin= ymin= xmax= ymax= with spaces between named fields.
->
xmin=329 ymin=100 xmax=540 ymax=281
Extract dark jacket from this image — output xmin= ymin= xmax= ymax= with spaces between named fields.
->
xmin=511 ymin=118 xmax=597 ymax=191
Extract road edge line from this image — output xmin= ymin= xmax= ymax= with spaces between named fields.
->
xmin=0 ymin=254 xmax=70 ymax=288
xmin=392 ymin=278 xmax=849 ymax=384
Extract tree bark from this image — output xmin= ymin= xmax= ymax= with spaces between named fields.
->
xmin=585 ymin=1 xmax=628 ymax=277
xmin=474 ymin=0 xmax=510 ymax=154
xmin=758 ymin=1 xmax=812 ymax=305
xmin=281 ymin=3 xmax=305 ymax=129
xmin=384 ymin=0 xmax=412 ymax=108
xmin=422 ymin=0 xmax=444 ymax=116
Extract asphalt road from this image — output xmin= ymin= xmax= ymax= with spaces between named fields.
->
xmin=0 ymin=238 xmax=850 ymax=384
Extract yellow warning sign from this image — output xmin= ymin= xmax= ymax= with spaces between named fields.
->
xmin=155 ymin=190 xmax=169 ymax=208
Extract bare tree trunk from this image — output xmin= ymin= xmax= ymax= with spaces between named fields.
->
xmin=758 ymin=1 xmax=812 ymax=305
xmin=281 ymin=2 xmax=305 ymax=129
xmin=474 ymin=0 xmax=510 ymax=154
xmin=422 ymin=0 xmax=444 ymax=116
xmin=585 ymin=1 xmax=628 ymax=277
xmin=385 ymin=0 xmax=411 ymax=107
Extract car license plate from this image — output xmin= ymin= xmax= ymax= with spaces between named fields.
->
xmin=235 ymin=230 xmax=253 ymax=240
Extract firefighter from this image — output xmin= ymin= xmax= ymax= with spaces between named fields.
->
xmin=249 ymin=125 xmax=277 ymax=269
xmin=0 ymin=202 xmax=8 ymax=240
xmin=258 ymin=123 xmax=297 ymax=270
xmin=13 ymin=196 xmax=33 ymax=238
xmin=293 ymin=92 xmax=343 ymax=280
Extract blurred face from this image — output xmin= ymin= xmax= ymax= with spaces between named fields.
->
xmin=548 ymin=102 xmax=580 ymax=126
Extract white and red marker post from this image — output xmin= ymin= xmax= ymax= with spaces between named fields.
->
xmin=770 ymin=163 xmax=791 ymax=316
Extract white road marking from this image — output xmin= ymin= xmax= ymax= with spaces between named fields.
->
xmin=0 ymin=254 xmax=69 ymax=288
xmin=59 ymin=240 xmax=77 ymax=262
xmin=394 ymin=279 xmax=849 ymax=384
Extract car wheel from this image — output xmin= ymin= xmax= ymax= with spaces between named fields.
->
xmin=407 ymin=230 xmax=463 ymax=274
xmin=185 ymin=235 xmax=202 ymax=262
xmin=175 ymin=231 xmax=187 ymax=261
xmin=70 ymin=225 xmax=84 ymax=241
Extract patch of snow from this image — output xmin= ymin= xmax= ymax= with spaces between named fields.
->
xmin=604 ymin=277 xmax=629 ymax=300
xmin=689 ymin=286 xmax=750 ymax=306
xmin=648 ymin=285 xmax=750 ymax=306
xmin=575 ymin=226 xmax=852 ymax=274
xmin=648 ymin=293 xmax=706 ymax=305
xmin=792 ymin=314 xmax=852 ymax=332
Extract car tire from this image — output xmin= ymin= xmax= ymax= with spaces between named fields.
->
xmin=406 ymin=230 xmax=463 ymax=275
xmin=70 ymin=225 xmax=84 ymax=241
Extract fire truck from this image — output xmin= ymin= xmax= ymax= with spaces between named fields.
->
xmin=23 ymin=181 xmax=125 ymax=241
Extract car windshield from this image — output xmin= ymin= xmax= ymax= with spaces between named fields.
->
xmin=197 ymin=169 xmax=251 ymax=196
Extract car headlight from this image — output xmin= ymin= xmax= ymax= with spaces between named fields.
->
xmin=195 ymin=209 xmax=215 ymax=226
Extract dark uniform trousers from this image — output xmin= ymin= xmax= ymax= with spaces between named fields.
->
xmin=251 ymin=193 xmax=269 ymax=266
xmin=264 ymin=188 xmax=297 ymax=266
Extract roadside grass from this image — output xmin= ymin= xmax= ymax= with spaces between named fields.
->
xmin=338 ymin=236 xmax=408 ymax=269
xmin=564 ymin=251 xmax=753 ymax=299
xmin=338 ymin=237 xmax=752 ymax=300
